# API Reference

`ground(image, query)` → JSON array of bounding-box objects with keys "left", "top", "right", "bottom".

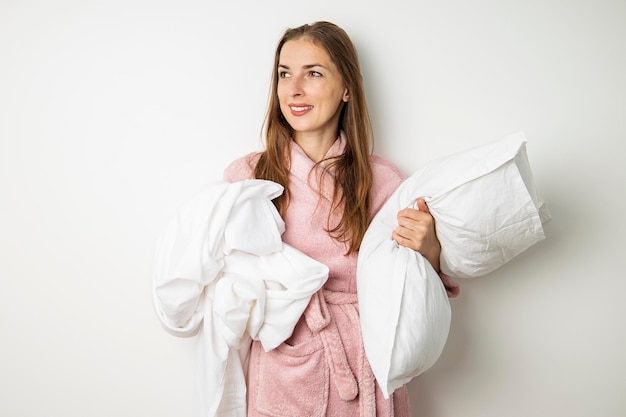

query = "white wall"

[{"left": 1, "top": 0, "right": 624, "bottom": 416}]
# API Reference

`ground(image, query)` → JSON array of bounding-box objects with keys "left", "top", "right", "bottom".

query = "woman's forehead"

[{"left": 279, "top": 38, "right": 333, "bottom": 67}]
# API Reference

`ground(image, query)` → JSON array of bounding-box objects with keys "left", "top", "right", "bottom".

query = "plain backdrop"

[{"left": 1, "top": 0, "right": 625, "bottom": 416}]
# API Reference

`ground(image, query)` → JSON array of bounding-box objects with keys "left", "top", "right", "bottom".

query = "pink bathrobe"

[{"left": 223, "top": 133, "right": 411, "bottom": 417}]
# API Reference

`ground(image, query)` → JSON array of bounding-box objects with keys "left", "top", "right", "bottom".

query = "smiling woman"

[
  {"left": 217, "top": 21, "right": 453, "bottom": 417},
  {"left": 153, "top": 20, "right": 454, "bottom": 417}
]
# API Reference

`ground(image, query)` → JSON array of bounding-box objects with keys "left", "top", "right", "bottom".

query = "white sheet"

[{"left": 153, "top": 179, "right": 329, "bottom": 417}]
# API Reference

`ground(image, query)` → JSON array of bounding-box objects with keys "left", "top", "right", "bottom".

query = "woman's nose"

[{"left": 289, "top": 77, "right": 304, "bottom": 97}]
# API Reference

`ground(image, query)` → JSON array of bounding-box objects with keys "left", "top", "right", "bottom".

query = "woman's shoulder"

[
  {"left": 370, "top": 154, "right": 405, "bottom": 212},
  {"left": 223, "top": 152, "right": 261, "bottom": 182},
  {"left": 371, "top": 154, "right": 405, "bottom": 183}
]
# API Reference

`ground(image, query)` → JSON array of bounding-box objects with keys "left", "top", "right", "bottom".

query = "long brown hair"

[{"left": 255, "top": 21, "right": 373, "bottom": 254}]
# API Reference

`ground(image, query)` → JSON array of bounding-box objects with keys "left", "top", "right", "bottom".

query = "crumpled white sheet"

[
  {"left": 153, "top": 179, "right": 329, "bottom": 417},
  {"left": 357, "top": 132, "right": 550, "bottom": 398}
]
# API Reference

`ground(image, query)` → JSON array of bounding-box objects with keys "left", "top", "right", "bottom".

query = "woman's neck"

[{"left": 293, "top": 131, "right": 338, "bottom": 163}]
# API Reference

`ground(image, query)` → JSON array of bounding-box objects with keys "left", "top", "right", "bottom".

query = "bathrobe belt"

[{"left": 304, "top": 289, "right": 386, "bottom": 417}]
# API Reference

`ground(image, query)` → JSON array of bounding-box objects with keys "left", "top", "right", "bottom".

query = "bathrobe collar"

[{"left": 289, "top": 131, "right": 347, "bottom": 203}]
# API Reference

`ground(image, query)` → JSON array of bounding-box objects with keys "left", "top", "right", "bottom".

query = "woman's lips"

[{"left": 289, "top": 104, "right": 313, "bottom": 116}]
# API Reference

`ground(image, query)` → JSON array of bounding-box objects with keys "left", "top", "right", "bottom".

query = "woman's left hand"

[{"left": 392, "top": 198, "right": 441, "bottom": 272}]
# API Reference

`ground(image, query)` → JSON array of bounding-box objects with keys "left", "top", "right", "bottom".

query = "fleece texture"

[{"left": 224, "top": 133, "right": 412, "bottom": 417}]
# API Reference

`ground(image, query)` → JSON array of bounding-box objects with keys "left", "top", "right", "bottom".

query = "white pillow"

[
  {"left": 357, "top": 132, "right": 550, "bottom": 398},
  {"left": 407, "top": 132, "right": 550, "bottom": 278}
]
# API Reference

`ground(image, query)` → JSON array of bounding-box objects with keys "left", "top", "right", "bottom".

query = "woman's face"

[{"left": 277, "top": 38, "right": 348, "bottom": 142}]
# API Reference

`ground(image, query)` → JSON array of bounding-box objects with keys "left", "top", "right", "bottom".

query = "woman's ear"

[{"left": 343, "top": 88, "right": 349, "bottom": 102}]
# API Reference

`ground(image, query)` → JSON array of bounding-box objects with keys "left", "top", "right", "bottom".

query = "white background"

[{"left": 1, "top": 0, "right": 625, "bottom": 416}]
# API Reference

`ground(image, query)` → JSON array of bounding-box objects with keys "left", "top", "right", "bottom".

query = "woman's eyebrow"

[
  {"left": 278, "top": 64, "right": 327, "bottom": 70},
  {"left": 303, "top": 64, "right": 327, "bottom": 69}
]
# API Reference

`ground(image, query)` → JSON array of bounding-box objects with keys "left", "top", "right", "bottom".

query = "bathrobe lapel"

[{"left": 288, "top": 132, "right": 347, "bottom": 206}]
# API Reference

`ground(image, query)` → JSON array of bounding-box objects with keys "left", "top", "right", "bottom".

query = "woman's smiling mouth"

[{"left": 289, "top": 105, "right": 314, "bottom": 116}]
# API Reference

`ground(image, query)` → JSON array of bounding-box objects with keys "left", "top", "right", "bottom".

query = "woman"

[{"left": 224, "top": 21, "right": 443, "bottom": 417}]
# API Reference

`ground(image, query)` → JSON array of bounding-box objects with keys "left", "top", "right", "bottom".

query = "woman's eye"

[
  {"left": 278, "top": 71, "right": 290, "bottom": 78},
  {"left": 310, "top": 71, "right": 322, "bottom": 77}
]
